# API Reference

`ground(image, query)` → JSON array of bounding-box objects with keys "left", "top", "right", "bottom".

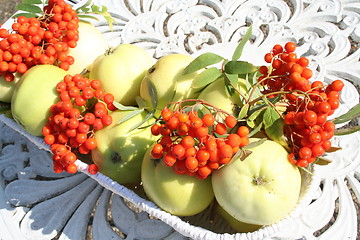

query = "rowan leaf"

[
  {"left": 13, "top": 12, "right": 39, "bottom": 18},
  {"left": 248, "top": 122, "right": 263, "bottom": 137},
  {"left": 135, "top": 96, "right": 148, "bottom": 109},
  {"left": 22, "top": 0, "right": 42, "bottom": 4},
  {"left": 191, "top": 67, "right": 222, "bottom": 88},
  {"left": 237, "top": 103, "right": 249, "bottom": 120},
  {"left": 183, "top": 53, "right": 224, "bottom": 75},
  {"left": 247, "top": 107, "right": 265, "bottom": 121},
  {"left": 129, "top": 109, "right": 155, "bottom": 132},
  {"left": 112, "top": 102, "right": 138, "bottom": 111},
  {"left": 147, "top": 80, "right": 158, "bottom": 109},
  {"left": 263, "top": 106, "right": 280, "bottom": 129},
  {"left": 333, "top": 103, "right": 360, "bottom": 124},
  {"left": 16, "top": 3, "right": 42, "bottom": 13},
  {"left": 224, "top": 73, "right": 238, "bottom": 96},
  {"left": 314, "top": 157, "right": 332, "bottom": 165},
  {"left": 244, "top": 138, "right": 266, "bottom": 150},
  {"left": 77, "top": 14, "right": 100, "bottom": 21},
  {"left": 265, "top": 118, "right": 289, "bottom": 150},
  {"left": 232, "top": 25, "right": 253, "bottom": 61},
  {"left": 116, "top": 109, "right": 144, "bottom": 125},
  {"left": 334, "top": 125, "right": 360, "bottom": 136},
  {"left": 224, "top": 61, "right": 257, "bottom": 75}
]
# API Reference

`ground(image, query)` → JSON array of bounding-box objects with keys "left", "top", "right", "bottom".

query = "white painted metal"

[{"left": 1, "top": 0, "right": 360, "bottom": 239}]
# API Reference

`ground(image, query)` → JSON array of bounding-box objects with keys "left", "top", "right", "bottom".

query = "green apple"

[
  {"left": 212, "top": 139, "right": 301, "bottom": 225},
  {"left": 67, "top": 22, "right": 109, "bottom": 75},
  {"left": 217, "top": 204, "right": 262, "bottom": 233},
  {"left": 141, "top": 147, "right": 214, "bottom": 216},
  {"left": 197, "top": 77, "right": 247, "bottom": 115},
  {"left": 11, "top": 65, "right": 67, "bottom": 136},
  {"left": 139, "top": 54, "right": 201, "bottom": 111},
  {"left": 0, "top": 72, "right": 22, "bottom": 103},
  {"left": 89, "top": 44, "right": 153, "bottom": 106},
  {"left": 91, "top": 110, "right": 156, "bottom": 184}
]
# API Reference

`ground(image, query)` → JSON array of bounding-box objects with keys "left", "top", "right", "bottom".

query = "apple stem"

[{"left": 253, "top": 177, "right": 265, "bottom": 185}]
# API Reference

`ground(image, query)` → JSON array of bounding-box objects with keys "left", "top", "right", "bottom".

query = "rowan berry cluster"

[
  {"left": 258, "top": 42, "right": 344, "bottom": 167},
  {"left": 42, "top": 73, "right": 116, "bottom": 174},
  {"left": 0, "top": 0, "right": 79, "bottom": 82},
  {"left": 150, "top": 100, "right": 250, "bottom": 179}
]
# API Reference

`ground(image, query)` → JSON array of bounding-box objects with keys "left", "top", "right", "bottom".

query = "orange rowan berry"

[
  {"left": 202, "top": 113, "right": 215, "bottom": 126},
  {"left": 215, "top": 122, "right": 227, "bottom": 135},
  {"left": 237, "top": 126, "right": 249, "bottom": 137},
  {"left": 185, "top": 157, "right": 198, "bottom": 171},
  {"left": 225, "top": 115, "right": 237, "bottom": 128}
]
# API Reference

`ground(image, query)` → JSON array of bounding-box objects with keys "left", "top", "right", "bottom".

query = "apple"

[
  {"left": 91, "top": 110, "right": 156, "bottom": 184},
  {"left": 197, "top": 77, "right": 247, "bottom": 115},
  {"left": 217, "top": 204, "right": 262, "bottom": 233},
  {"left": 0, "top": 72, "right": 22, "bottom": 103},
  {"left": 141, "top": 147, "right": 214, "bottom": 216},
  {"left": 89, "top": 44, "right": 153, "bottom": 106},
  {"left": 67, "top": 22, "right": 109, "bottom": 75},
  {"left": 139, "top": 54, "right": 201, "bottom": 112},
  {"left": 212, "top": 139, "right": 301, "bottom": 225},
  {"left": 11, "top": 65, "right": 67, "bottom": 136}
]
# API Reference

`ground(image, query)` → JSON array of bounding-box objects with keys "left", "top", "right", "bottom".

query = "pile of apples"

[{"left": 0, "top": 0, "right": 353, "bottom": 234}]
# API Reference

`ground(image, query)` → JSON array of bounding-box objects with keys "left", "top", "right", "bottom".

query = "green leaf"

[
  {"left": 246, "top": 119, "right": 255, "bottom": 128},
  {"left": 23, "top": 0, "right": 43, "bottom": 4},
  {"left": 263, "top": 107, "right": 280, "bottom": 129},
  {"left": 230, "top": 148, "right": 252, "bottom": 164},
  {"left": 243, "top": 138, "right": 266, "bottom": 150},
  {"left": 147, "top": 80, "right": 158, "bottom": 109},
  {"left": 112, "top": 102, "right": 138, "bottom": 111},
  {"left": 101, "top": 5, "right": 108, "bottom": 12},
  {"left": 237, "top": 103, "right": 249, "bottom": 120},
  {"left": 333, "top": 103, "right": 360, "bottom": 124},
  {"left": 224, "top": 61, "right": 257, "bottom": 75},
  {"left": 232, "top": 25, "right": 253, "bottom": 61},
  {"left": 191, "top": 67, "right": 222, "bottom": 88},
  {"left": 314, "top": 157, "right": 332, "bottom": 166},
  {"left": 13, "top": 12, "right": 39, "bottom": 18},
  {"left": 248, "top": 122, "right": 263, "bottom": 137},
  {"left": 74, "top": 0, "right": 93, "bottom": 11},
  {"left": 91, "top": 4, "right": 101, "bottom": 12},
  {"left": 248, "top": 107, "right": 265, "bottom": 121},
  {"left": 77, "top": 14, "right": 100, "bottom": 21},
  {"left": 183, "top": 53, "right": 224, "bottom": 75},
  {"left": 16, "top": 3, "right": 43, "bottom": 13},
  {"left": 116, "top": 109, "right": 144, "bottom": 125},
  {"left": 99, "top": 12, "right": 117, "bottom": 31},
  {"left": 224, "top": 73, "right": 238, "bottom": 96},
  {"left": 129, "top": 109, "right": 155, "bottom": 132},
  {"left": 135, "top": 96, "right": 148, "bottom": 109},
  {"left": 334, "top": 125, "right": 360, "bottom": 136},
  {"left": 265, "top": 118, "right": 289, "bottom": 150},
  {"left": 78, "top": 6, "right": 90, "bottom": 12}
]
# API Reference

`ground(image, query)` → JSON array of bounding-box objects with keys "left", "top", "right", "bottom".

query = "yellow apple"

[
  {"left": 0, "top": 72, "right": 22, "bottom": 103},
  {"left": 91, "top": 110, "right": 156, "bottom": 184},
  {"left": 217, "top": 204, "right": 262, "bottom": 233},
  {"left": 139, "top": 54, "right": 201, "bottom": 112},
  {"left": 141, "top": 147, "right": 214, "bottom": 216},
  {"left": 11, "top": 65, "right": 67, "bottom": 136},
  {"left": 212, "top": 139, "right": 301, "bottom": 225},
  {"left": 89, "top": 44, "right": 153, "bottom": 106},
  {"left": 197, "top": 77, "right": 247, "bottom": 115},
  {"left": 67, "top": 22, "right": 109, "bottom": 75}
]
